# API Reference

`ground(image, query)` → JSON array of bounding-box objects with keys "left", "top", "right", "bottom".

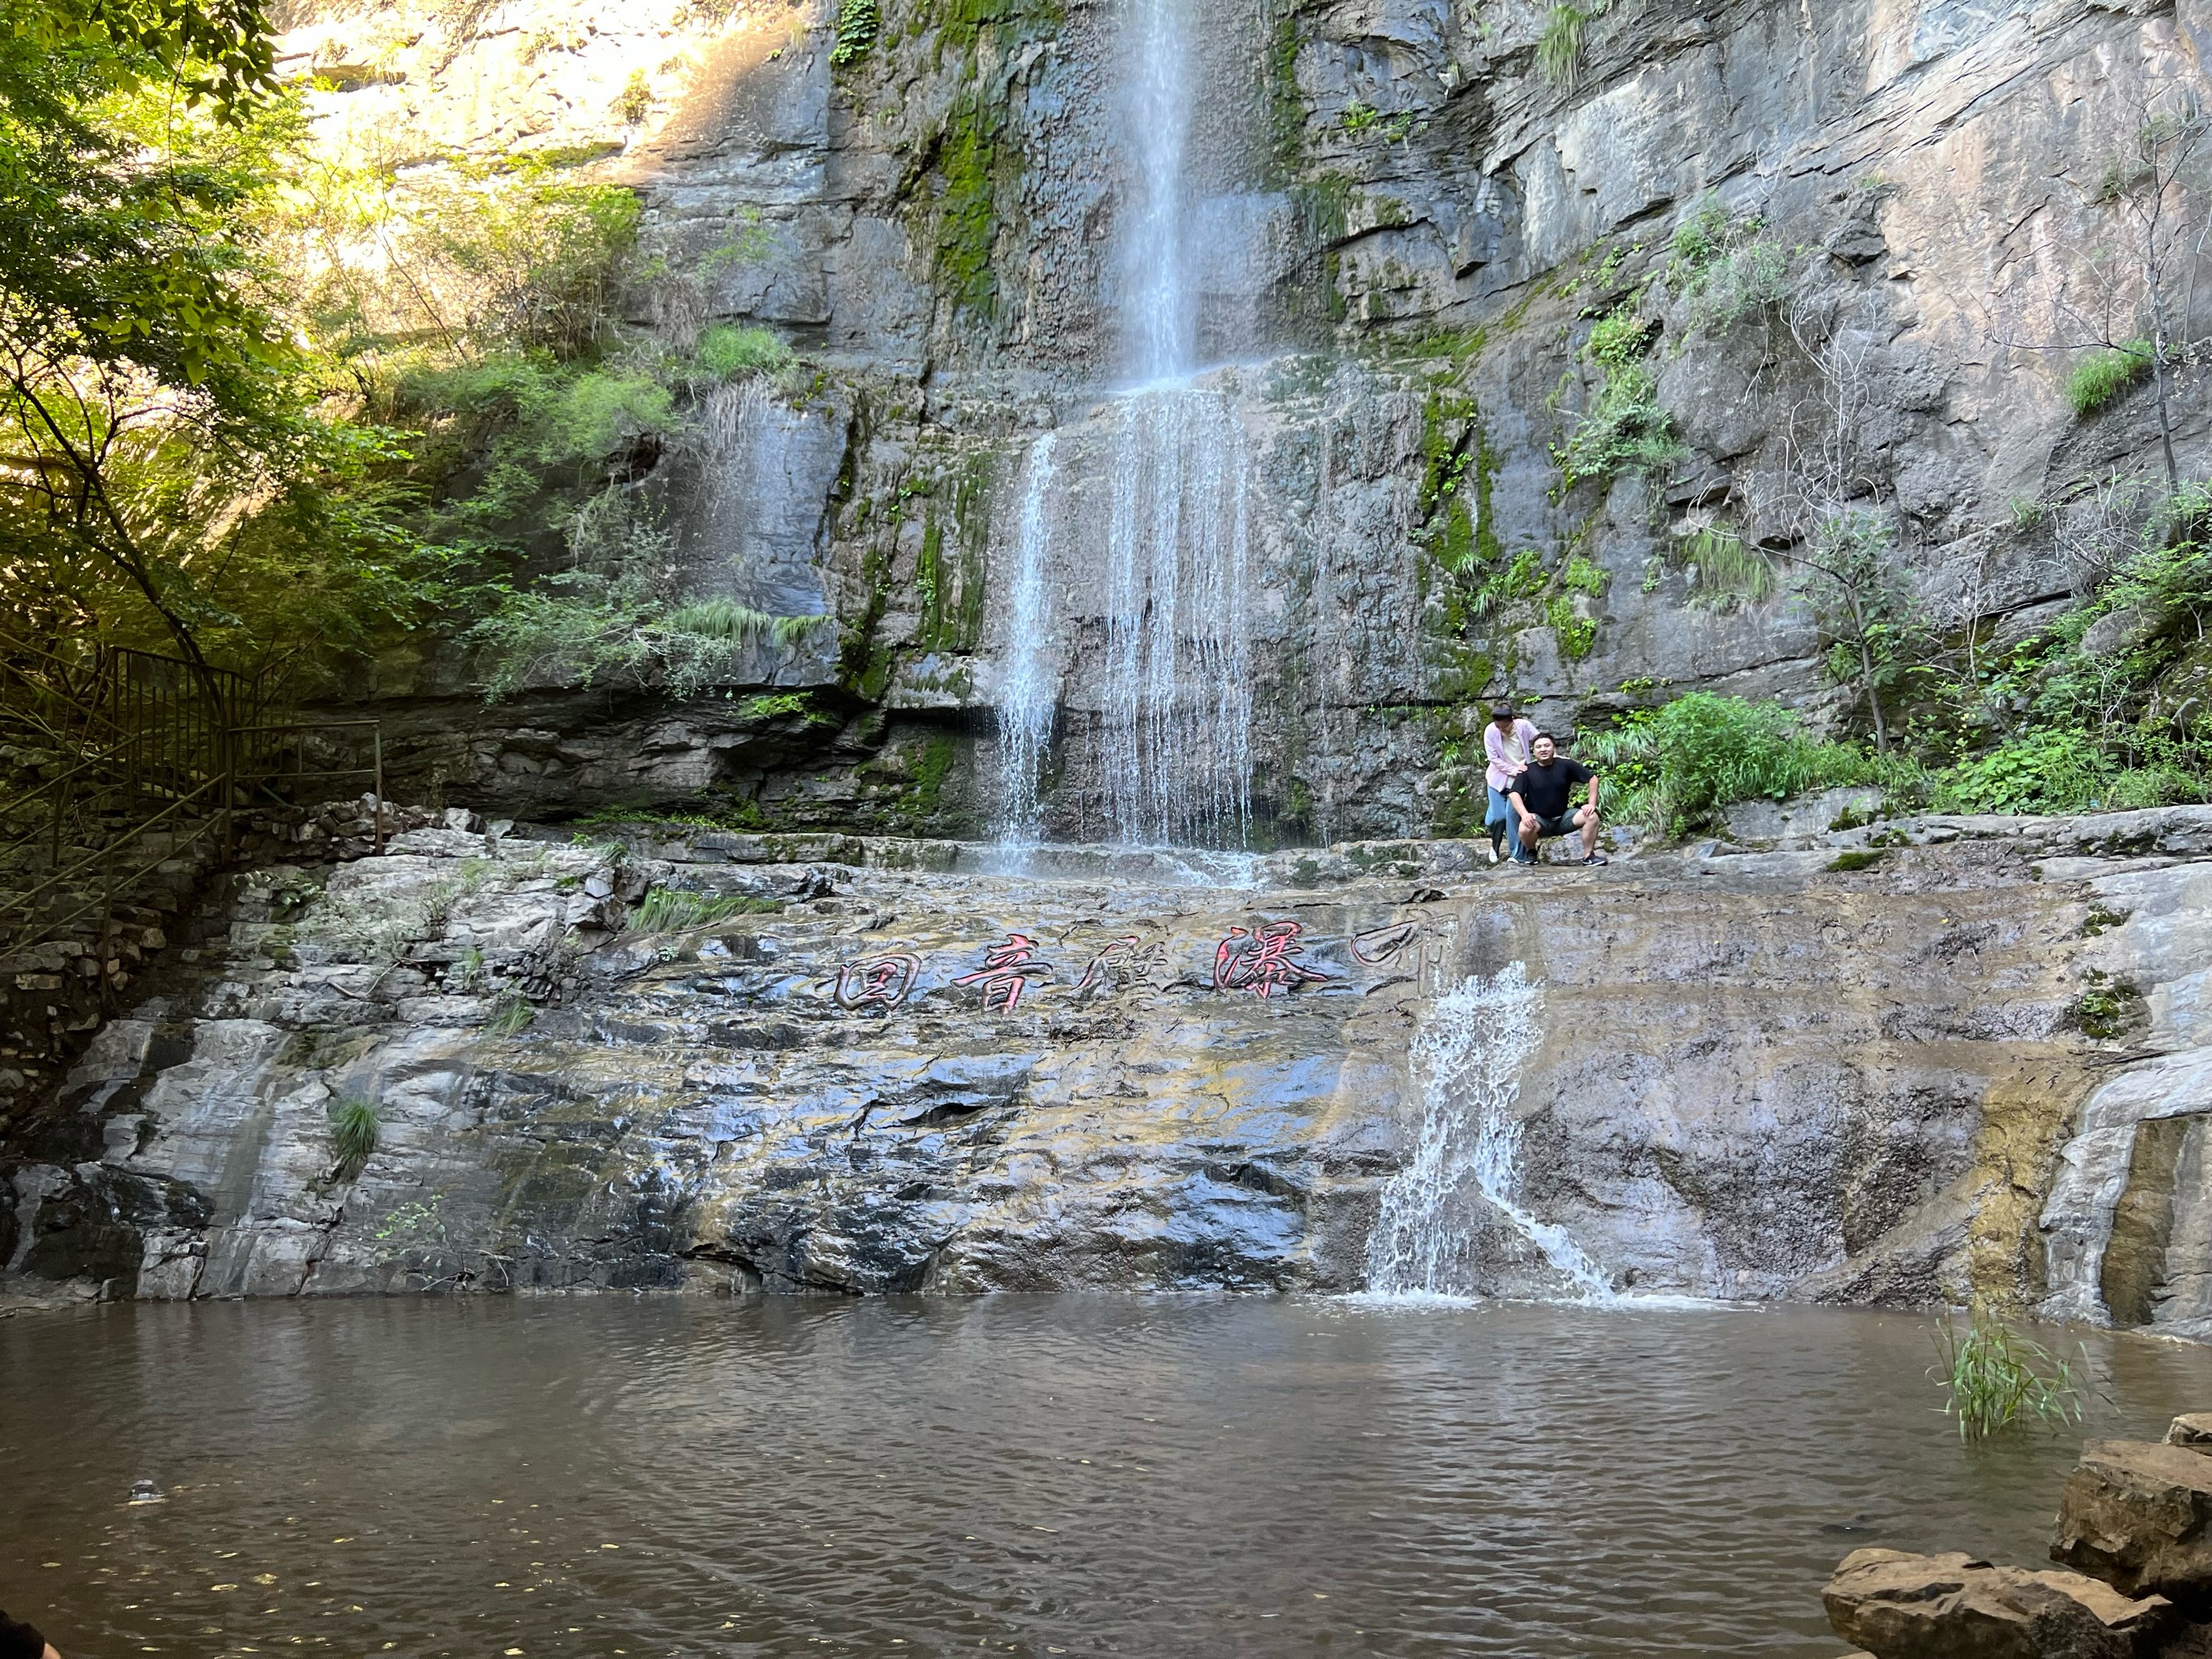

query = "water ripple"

[{"left": 3, "top": 1298, "right": 2210, "bottom": 1657}]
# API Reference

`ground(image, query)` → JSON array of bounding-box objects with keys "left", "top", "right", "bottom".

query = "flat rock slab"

[
  {"left": 2054, "top": 1440, "right": 2212, "bottom": 1599},
  {"left": 1826, "top": 1547, "right": 2169, "bottom": 1658}
]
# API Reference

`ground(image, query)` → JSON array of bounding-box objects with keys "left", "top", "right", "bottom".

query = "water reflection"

[{"left": 3, "top": 1299, "right": 2210, "bottom": 1656}]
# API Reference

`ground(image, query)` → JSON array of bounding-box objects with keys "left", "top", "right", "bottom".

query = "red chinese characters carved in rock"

[
  {"left": 833, "top": 953, "right": 922, "bottom": 1010},
  {"left": 1213, "top": 920, "right": 1332, "bottom": 999},
  {"left": 954, "top": 932, "right": 1051, "bottom": 1013}
]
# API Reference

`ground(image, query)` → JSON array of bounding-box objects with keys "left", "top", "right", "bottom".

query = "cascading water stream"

[
  {"left": 1121, "top": 0, "right": 1194, "bottom": 382},
  {"left": 987, "top": 0, "right": 1256, "bottom": 849},
  {"left": 993, "top": 433, "right": 1058, "bottom": 846},
  {"left": 1100, "top": 388, "right": 1253, "bottom": 844},
  {"left": 1365, "top": 966, "right": 1615, "bottom": 1302}
]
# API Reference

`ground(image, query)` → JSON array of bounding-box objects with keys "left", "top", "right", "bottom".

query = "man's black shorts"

[{"left": 1528, "top": 809, "right": 1589, "bottom": 838}]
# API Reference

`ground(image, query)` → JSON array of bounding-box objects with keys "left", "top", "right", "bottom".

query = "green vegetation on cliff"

[
  {"left": 0, "top": 0, "right": 431, "bottom": 718},
  {"left": 0, "top": 0, "right": 834, "bottom": 753},
  {"left": 1604, "top": 479, "right": 2212, "bottom": 834},
  {"left": 1584, "top": 693, "right": 1870, "bottom": 838}
]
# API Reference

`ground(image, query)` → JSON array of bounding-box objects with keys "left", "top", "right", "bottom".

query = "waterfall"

[
  {"left": 994, "top": 434, "right": 1058, "bottom": 846},
  {"left": 1365, "top": 966, "right": 1614, "bottom": 1302},
  {"left": 1099, "top": 386, "right": 1253, "bottom": 845},
  {"left": 1121, "top": 0, "right": 1194, "bottom": 381},
  {"left": 984, "top": 0, "right": 1258, "bottom": 849}
]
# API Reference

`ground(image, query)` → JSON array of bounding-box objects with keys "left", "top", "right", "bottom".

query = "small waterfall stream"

[
  {"left": 1100, "top": 388, "right": 1253, "bottom": 845},
  {"left": 1121, "top": 0, "right": 1194, "bottom": 382},
  {"left": 993, "top": 434, "right": 1058, "bottom": 846},
  {"left": 1365, "top": 966, "right": 1615, "bottom": 1301}
]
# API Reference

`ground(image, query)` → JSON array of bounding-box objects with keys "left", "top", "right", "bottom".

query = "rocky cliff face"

[
  {"left": 17, "top": 1, "right": 2207, "bottom": 1318},
  {"left": 7, "top": 808, "right": 2212, "bottom": 1316},
  {"left": 287, "top": 0, "right": 2212, "bottom": 843}
]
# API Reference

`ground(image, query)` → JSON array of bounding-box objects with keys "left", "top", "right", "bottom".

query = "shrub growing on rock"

[
  {"left": 2068, "top": 343, "right": 2153, "bottom": 418},
  {"left": 1582, "top": 692, "right": 1869, "bottom": 838}
]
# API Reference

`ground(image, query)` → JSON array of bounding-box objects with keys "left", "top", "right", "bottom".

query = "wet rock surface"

[
  {"left": 261, "top": 0, "right": 2211, "bottom": 847},
  {"left": 6, "top": 808, "right": 2212, "bottom": 1305},
  {"left": 2054, "top": 1440, "right": 2212, "bottom": 1603},
  {"left": 1824, "top": 1547, "right": 2171, "bottom": 1659}
]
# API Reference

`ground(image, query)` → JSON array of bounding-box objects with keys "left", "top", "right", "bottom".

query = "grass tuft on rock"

[
  {"left": 330, "top": 1098, "right": 381, "bottom": 1180},
  {"left": 485, "top": 992, "right": 536, "bottom": 1036},
  {"left": 1931, "top": 1311, "right": 2086, "bottom": 1440},
  {"left": 627, "top": 887, "right": 781, "bottom": 935},
  {"left": 2067, "top": 343, "right": 2152, "bottom": 418},
  {"left": 1537, "top": 5, "right": 1599, "bottom": 86}
]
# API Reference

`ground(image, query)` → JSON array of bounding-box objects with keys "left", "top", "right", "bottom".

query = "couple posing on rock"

[{"left": 1483, "top": 702, "right": 1608, "bottom": 868}]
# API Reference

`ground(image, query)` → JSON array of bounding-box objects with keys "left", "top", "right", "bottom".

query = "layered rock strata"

[
  {"left": 272, "top": 0, "right": 2212, "bottom": 840},
  {"left": 7, "top": 807, "right": 2212, "bottom": 1307}
]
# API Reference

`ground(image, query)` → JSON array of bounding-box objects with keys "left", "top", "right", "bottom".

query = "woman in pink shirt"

[{"left": 1483, "top": 701, "right": 1539, "bottom": 864}]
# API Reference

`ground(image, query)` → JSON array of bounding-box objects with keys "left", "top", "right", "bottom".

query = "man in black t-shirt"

[
  {"left": 0, "top": 1606, "right": 58, "bottom": 1659},
  {"left": 1505, "top": 732, "right": 1608, "bottom": 867}
]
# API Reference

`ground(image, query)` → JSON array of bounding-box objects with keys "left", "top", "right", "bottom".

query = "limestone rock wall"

[
  {"left": 10, "top": 810, "right": 2212, "bottom": 1308},
  {"left": 281, "top": 0, "right": 2212, "bottom": 843}
]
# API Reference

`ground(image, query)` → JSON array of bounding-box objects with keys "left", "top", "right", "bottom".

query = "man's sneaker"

[
  {"left": 1511, "top": 855, "right": 1538, "bottom": 867},
  {"left": 1582, "top": 853, "right": 1608, "bottom": 867}
]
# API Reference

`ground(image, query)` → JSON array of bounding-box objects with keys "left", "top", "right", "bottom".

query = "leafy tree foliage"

[{"left": 0, "top": 0, "right": 426, "bottom": 707}]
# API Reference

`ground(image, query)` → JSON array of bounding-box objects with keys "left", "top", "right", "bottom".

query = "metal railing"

[{"left": 0, "top": 640, "right": 386, "bottom": 957}]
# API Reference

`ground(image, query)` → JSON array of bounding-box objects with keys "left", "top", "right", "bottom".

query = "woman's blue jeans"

[{"left": 1485, "top": 785, "right": 1523, "bottom": 858}]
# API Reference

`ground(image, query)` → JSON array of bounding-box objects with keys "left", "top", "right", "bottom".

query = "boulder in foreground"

[
  {"left": 2053, "top": 1440, "right": 2212, "bottom": 1599},
  {"left": 1825, "top": 1547, "right": 2170, "bottom": 1657}
]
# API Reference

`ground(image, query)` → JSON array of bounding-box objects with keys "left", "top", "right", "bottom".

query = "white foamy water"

[
  {"left": 1121, "top": 0, "right": 1194, "bottom": 381},
  {"left": 1098, "top": 385, "right": 1253, "bottom": 846},
  {"left": 993, "top": 433, "right": 1058, "bottom": 847},
  {"left": 1364, "top": 966, "right": 1615, "bottom": 1302}
]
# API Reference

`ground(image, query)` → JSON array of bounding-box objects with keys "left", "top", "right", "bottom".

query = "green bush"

[
  {"left": 1934, "top": 731, "right": 2095, "bottom": 814},
  {"left": 1582, "top": 693, "right": 1871, "bottom": 838},
  {"left": 330, "top": 1098, "right": 381, "bottom": 1179},
  {"left": 417, "top": 173, "right": 643, "bottom": 359},
  {"left": 2068, "top": 343, "right": 2151, "bottom": 418},
  {"left": 693, "top": 323, "right": 791, "bottom": 379},
  {"left": 461, "top": 491, "right": 835, "bottom": 701}
]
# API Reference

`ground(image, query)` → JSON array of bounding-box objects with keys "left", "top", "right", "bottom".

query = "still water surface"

[{"left": 6, "top": 1298, "right": 2212, "bottom": 1657}]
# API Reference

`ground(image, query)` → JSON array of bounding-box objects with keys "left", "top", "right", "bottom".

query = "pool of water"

[{"left": 4, "top": 1298, "right": 2210, "bottom": 1657}]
